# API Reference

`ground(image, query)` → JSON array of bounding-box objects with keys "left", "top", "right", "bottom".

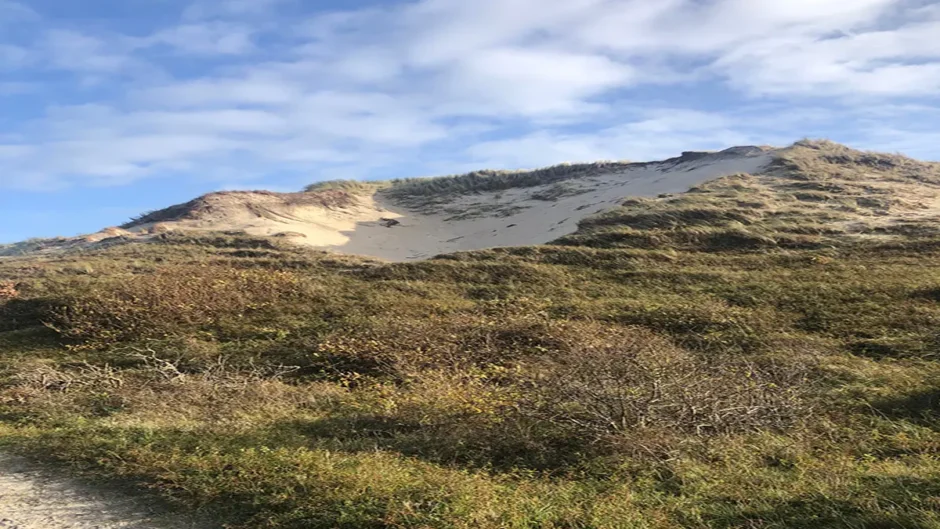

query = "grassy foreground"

[{"left": 1, "top": 141, "right": 939, "bottom": 528}]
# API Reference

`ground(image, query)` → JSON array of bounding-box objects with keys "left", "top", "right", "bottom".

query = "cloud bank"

[{"left": 1, "top": 0, "right": 939, "bottom": 190}]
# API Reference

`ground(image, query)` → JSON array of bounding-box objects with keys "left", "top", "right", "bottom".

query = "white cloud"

[
  {"left": 1, "top": 0, "right": 939, "bottom": 191},
  {"left": 41, "top": 30, "right": 133, "bottom": 74},
  {"left": 131, "top": 109, "right": 287, "bottom": 135},
  {"left": 0, "top": 44, "right": 30, "bottom": 69},
  {"left": 438, "top": 48, "right": 634, "bottom": 118},
  {"left": 465, "top": 109, "right": 758, "bottom": 168},
  {"left": 398, "top": 0, "right": 608, "bottom": 67},
  {"left": 0, "top": 0, "right": 37, "bottom": 22},
  {"left": 714, "top": 17, "right": 940, "bottom": 96},
  {"left": 182, "top": 0, "right": 293, "bottom": 21},
  {"left": 136, "top": 74, "right": 303, "bottom": 107},
  {"left": 558, "top": 0, "right": 894, "bottom": 55},
  {"left": 0, "top": 81, "right": 34, "bottom": 94},
  {"left": 143, "top": 23, "right": 257, "bottom": 55},
  {"left": 289, "top": 92, "right": 449, "bottom": 146},
  {"left": 0, "top": 144, "right": 34, "bottom": 159}
]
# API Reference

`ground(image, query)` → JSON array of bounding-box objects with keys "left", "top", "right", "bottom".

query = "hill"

[
  {"left": 1, "top": 140, "right": 939, "bottom": 528},
  {"left": 4, "top": 146, "right": 776, "bottom": 261}
]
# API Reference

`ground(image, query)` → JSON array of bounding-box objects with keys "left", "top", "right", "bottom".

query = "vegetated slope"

[
  {"left": 4, "top": 146, "right": 774, "bottom": 261},
  {"left": 561, "top": 139, "right": 940, "bottom": 251},
  {"left": 1, "top": 140, "right": 939, "bottom": 529}
]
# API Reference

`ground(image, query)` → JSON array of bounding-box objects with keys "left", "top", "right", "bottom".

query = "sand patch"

[{"left": 0, "top": 453, "right": 212, "bottom": 529}]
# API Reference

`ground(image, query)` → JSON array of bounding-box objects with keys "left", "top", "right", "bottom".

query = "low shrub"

[
  {"left": 520, "top": 323, "right": 807, "bottom": 440},
  {"left": 313, "top": 307, "right": 557, "bottom": 379},
  {"left": 44, "top": 265, "right": 312, "bottom": 348}
]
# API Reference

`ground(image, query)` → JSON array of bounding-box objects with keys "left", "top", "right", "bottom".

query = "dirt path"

[{"left": 0, "top": 454, "right": 213, "bottom": 529}]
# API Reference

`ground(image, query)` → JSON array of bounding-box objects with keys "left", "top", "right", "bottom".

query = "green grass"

[{"left": 1, "top": 141, "right": 940, "bottom": 528}]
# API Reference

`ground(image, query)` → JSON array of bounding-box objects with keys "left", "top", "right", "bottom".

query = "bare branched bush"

[
  {"left": 523, "top": 323, "right": 807, "bottom": 438},
  {"left": 123, "top": 342, "right": 301, "bottom": 385},
  {"left": 13, "top": 362, "right": 124, "bottom": 392}
]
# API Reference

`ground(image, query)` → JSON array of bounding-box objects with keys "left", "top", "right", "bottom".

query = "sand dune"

[{"left": 122, "top": 147, "right": 775, "bottom": 261}]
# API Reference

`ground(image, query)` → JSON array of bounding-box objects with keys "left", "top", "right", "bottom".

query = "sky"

[{"left": 1, "top": 0, "right": 940, "bottom": 243}]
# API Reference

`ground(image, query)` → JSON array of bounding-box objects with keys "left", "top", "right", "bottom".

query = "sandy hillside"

[
  {"left": 121, "top": 147, "right": 776, "bottom": 261},
  {"left": 0, "top": 454, "right": 212, "bottom": 529}
]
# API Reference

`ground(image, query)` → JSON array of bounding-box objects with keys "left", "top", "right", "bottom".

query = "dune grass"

[
  {"left": 303, "top": 179, "right": 392, "bottom": 194},
  {"left": 383, "top": 161, "right": 634, "bottom": 206},
  {"left": 1, "top": 142, "right": 940, "bottom": 528}
]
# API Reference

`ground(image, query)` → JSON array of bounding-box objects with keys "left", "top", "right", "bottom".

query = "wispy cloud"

[
  {"left": 1, "top": 0, "right": 939, "bottom": 191},
  {"left": 0, "top": 81, "right": 34, "bottom": 94},
  {"left": 465, "top": 109, "right": 763, "bottom": 168},
  {"left": 0, "top": 44, "right": 30, "bottom": 69},
  {"left": 182, "top": 0, "right": 293, "bottom": 21},
  {"left": 142, "top": 22, "right": 258, "bottom": 55},
  {"left": 0, "top": 0, "right": 37, "bottom": 22},
  {"left": 41, "top": 30, "right": 134, "bottom": 74}
]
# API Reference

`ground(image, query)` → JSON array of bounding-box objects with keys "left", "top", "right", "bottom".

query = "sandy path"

[{"left": 0, "top": 454, "right": 213, "bottom": 529}]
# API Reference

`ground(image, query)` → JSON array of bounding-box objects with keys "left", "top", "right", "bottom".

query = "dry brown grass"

[
  {"left": 0, "top": 280, "right": 17, "bottom": 301},
  {"left": 782, "top": 139, "right": 940, "bottom": 184},
  {"left": 44, "top": 265, "right": 310, "bottom": 348}
]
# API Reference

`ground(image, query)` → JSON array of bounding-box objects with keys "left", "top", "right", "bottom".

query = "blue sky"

[{"left": 2, "top": 0, "right": 940, "bottom": 242}]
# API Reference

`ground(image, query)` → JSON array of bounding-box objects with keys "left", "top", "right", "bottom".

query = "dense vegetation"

[
  {"left": 1, "top": 141, "right": 939, "bottom": 528},
  {"left": 384, "top": 160, "right": 635, "bottom": 207}
]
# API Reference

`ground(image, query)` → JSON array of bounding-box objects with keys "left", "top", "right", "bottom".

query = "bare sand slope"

[
  {"left": 338, "top": 152, "right": 774, "bottom": 260},
  {"left": 123, "top": 148, "right": 774, "bottom": 261},
  {"left": 0, "top": 454, "right": 211, "bottom": 529}
]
